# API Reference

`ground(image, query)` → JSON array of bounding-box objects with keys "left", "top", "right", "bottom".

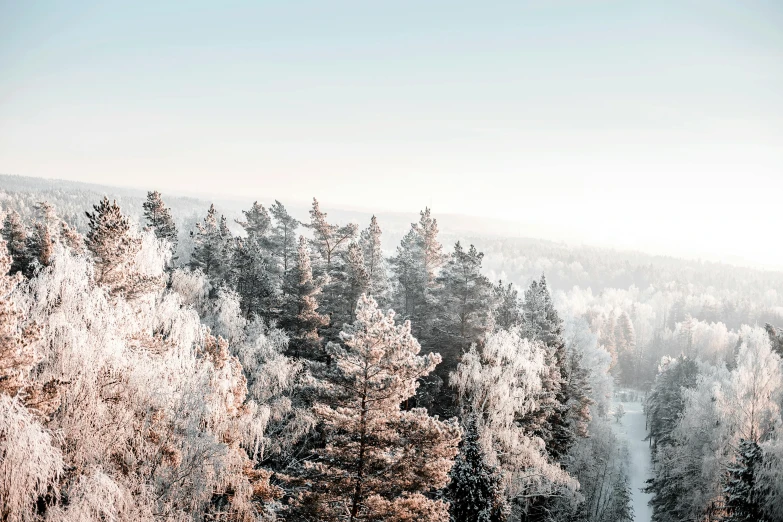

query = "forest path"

[{"left": 614, "top": 399, "right": 653, "bottom": 522}]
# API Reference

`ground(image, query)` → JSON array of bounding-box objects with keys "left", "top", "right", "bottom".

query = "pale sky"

[{"left": 1, "top": 1, "right": 782, "bottom": 267}]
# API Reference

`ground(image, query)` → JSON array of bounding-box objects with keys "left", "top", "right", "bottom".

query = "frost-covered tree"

[
  {"left": 615, "top": 311, "right": 637, "bottom": 386},
  {"left": 724, "top": 439, "right": 768, "bottom": 522},
  {"left": 390, "top": 208, "right": 445, "bottom": 340},
  {"left": 451, "top": 328, "right": 577, "bottom": 517},
  {"left": 645, "top": 355, "right": 699, "bottom": 451},
  {"left": 232, "top": 201, "right": 278, "bottom": 318},
  {"left": 85, "top": 197, "right": 144, "bottom": 294},
  {"left": 0, "top": 239, "right": 41, "bottom": 399},
  {"left": 521, "top": 275, "right": 590, "bottom": 462},
  {"left": 344, "top": 242, "right": 369, "bottom": 321},
  {"left": 282, "top": 236, "right": 329, "bottom": 360},
  {"left": 2, "top": 210, "right": 30, "bottom": 276},
  {"left": 307, "top": 197, "right": 358, "bottom": 270},
  {"left": 2, "top": 223, "right": 291, "bottom": 521},
  {"left": 448, "top": 417, "right": 504, "bottom": 522},
  {"left": 358, "top": 215, "right": 389, "bottom": 303},
  {"left": 492, "top": 280, "right": 522, "bottom": 330},
  {"left": 269, "top": 200, "right": 299, "bottom": 289},
  {"left": 293, "top": 295, "right": 460, "bottom": 521},
  {"left": 142, "top": 190, "right": 178, "bottom": 256},
  {"left": 190, "top": 204, "right": 233, "bottom": 284},
  {"left": 435, "top": 242, "right": 493, "bottom": 350}
]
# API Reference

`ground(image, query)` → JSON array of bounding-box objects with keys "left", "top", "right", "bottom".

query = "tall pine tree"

[
  {"left": 282, "top": 236, "right": 329, "bottom": 360},
  {"left": 724, "top": 439, "right": 769, "bottom": 522},
  {"left": 85, "top": 197, "right": 143, "bottom": 294},
  {"left": 269, "top": 200, "right": 299, "bottom": 290},
  {"left": 448, "top": 417, "right": 505, "bottom": 522},
  {"left": 358, "top": 215, "right": 389, "bottom": 304},
  {"left": 293, "top": 295, "right": 460, "bottom": 521},
  {"left": 142, "top": 190, "right": 178, "bottom": 256}
]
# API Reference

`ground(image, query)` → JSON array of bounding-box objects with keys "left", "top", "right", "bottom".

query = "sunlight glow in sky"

[{"left": 1, "top": 1, "right": 782, "bottom": 267}]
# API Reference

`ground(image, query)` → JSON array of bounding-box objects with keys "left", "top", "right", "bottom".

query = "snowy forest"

[{"left": 0, "top": 177, "right": 782, "bottom": 522}]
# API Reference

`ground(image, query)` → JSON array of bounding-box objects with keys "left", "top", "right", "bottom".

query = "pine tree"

[
  {"left": 724, "top": 439, "right": 768, "bottom": 522},
  {"left": 236, "top": 201, "right": 272, "bottom": 246},
  {"left": 294, "top": 295, "right": 460, "bottom": 521},
  {"left": 59, "top": 221, "right": 84, "bottom": 253},
  {"left": 232, "top": 201, "right": 278, "bottom": 318},
  {"left": 358, "top": 215, "right": 389, "bottom": 303},
  {"left": 282, "top": 236, "right": 329, "bottom": 360},
  {"left": 615, "top": 311, "right": 636, "bottom": 386},
  {"left": 1, "top": 210, "right": 30, "bottom": 275},
  {"left": 190, "top": 204, "right": 232, "bottom": 284},
  {"left": 433, "top": 242, "right": 493, "bottom": 375},
  {"left": 232, "top": 237, "right": 276, "bottom": 319},
  {"left": 85, "top": 197, "right": 142, "bottom": 292},
  {"left": 142, "top": 190, "right": 178, "bottom": 256},
  {"left": 492, "top": 280, "right": 522, "bottom": 330},
  {"left": 520, "top": 276, "right": 569, "bottom": 460},
  {"left": 306, "top": 198, "right": 358, "bottom": 331},
  {"left": 390, "top": 208, "right": 444, "bottom": 340},
  {"left": 605, "top": 474, "right": 634, "bottom": 522},
  {"left": 644, "top": 355, "right": 699, "bottom": 451},
  {"left": 600, "top": 312, "right": 618, "bottom": 372},
  {"left": 390, "top": 228, "right": 421, "bottom": 319},
  {"left": 307, "top": 198, "right": 358, "bottom": 270},
  {"left": 764, "top": 323, "right": 783, "bottom": 358},
  {"left": 269, "top": 200, "right": 299, "bottom": 289},
  {"left": 344, "top": 242, "right": 369, "bottom": 321},
  {"left": 448, "top": 417, "right": 505, "bottom": 522},
  {"left": 27, "top": 222, "right": 54, "bottom": 269}
]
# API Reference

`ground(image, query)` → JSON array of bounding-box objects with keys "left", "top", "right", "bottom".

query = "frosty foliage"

[
  {"left": 451, "top": 328, "right": 577, "bottom": 510},
  {"left": 0, "top": 396, "right": 62, "bottom": 521},
  {"left": 4, "top": 188, "right": 783, "bottom": 522}
]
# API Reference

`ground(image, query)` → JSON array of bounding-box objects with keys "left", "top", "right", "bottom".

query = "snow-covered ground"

[{"left": 614, "top": 399, "right": 653, "bottom": 522}]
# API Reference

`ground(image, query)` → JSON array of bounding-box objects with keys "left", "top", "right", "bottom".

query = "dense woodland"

[{"left": 2, "top": 180, "right": 783, "bottom": 521}]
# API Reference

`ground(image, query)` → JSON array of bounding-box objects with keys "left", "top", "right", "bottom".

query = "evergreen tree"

[
  {"left": 344, "top": 242, "right": 369, "bottom": 321},
  {"left": 142, "top": 190, "right": 178, "bottom": 255},
  {"left": 390, "top": 228, "right": 421, "bottom": 319},
  {"left": 615, "top": 311, "right": 636, "bottom": 386},
  {"left": 724, "top": 439, "right": 768, "bottom": 522},
  {"left": 390, "top": 207, "right": 444, "bottom": 340},
  {"left": 492, "top": 280, "right": 522, "bottom": 330},
  {"left": 764, "top": 323, "right": 783, "bottom": 358},
  {"left": 269, "top": 200, "right": 299, "bottom": 289},
  {"left": 59, "top": 221, "right": 84, "bottom": 253},
  {"left": 85, "top": 197, "right": 142, "bottom": 292},
  {"left": 358, "top": 215, "right": 389, "bottom": 303},
  {"left": 190, "top": 204, "right": 232, "bottom": 284},
  {"left": 601, "top": 313, "right": 618, "bottom": 372},
  {"left": 644, "top": 355, "right": 699, "bottom": 451},
  {"left": 448, "top": 417, "right": 505, "bottom": 522},
  {"left": 307, "top": 197, "right": 358, "bottom": 270},
  {"left": 282, "top": 236, "right": 329, "bottom": 360},
  {"left": 27, "top": 222, "right": 53, "bottom": 269},
  {"left": 306, "top": 198, "right": 358, "bottom": 332},
  {"left": 232, "top": 201, "right": 278, "bottom": 318},
  {"left": 433, "top": 242, "right": 493, "bottom": 373},
  {"left": 1, "top": 210, "right": 30, "bottom": 275},
  {"left": 520, "top": 275, "right": 592, "bottom": 461},
  {"left": 235, "top": 201, "right": 272, "bottom": 246},
  {"left": 293, "top": 296, "right": 460, "bottom": 521},
  {"left": 605, "top": 474, "right": 634, "bottom": 522},
  {"left": 231, "top": 237, "right": 276, "bottom": 319}
]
